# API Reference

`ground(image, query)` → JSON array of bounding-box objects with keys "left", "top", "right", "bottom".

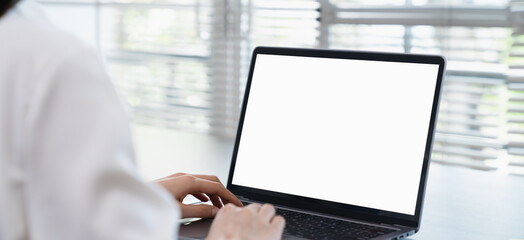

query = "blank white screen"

[{"left": 232, "top": 54, "right": 439, "bottom": 215}]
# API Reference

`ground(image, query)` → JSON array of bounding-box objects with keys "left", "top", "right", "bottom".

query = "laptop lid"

[{"left": 227, "top": 47, "right": 445, "bottom": 229}]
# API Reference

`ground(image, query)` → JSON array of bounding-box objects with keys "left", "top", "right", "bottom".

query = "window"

[{"left": 39, "top": 0, "right": 524, "bottom": 175}]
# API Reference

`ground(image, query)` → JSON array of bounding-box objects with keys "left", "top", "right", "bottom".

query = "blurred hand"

[
  {"left": 207, "top": 203, "right": 286, "bottom": 240},
  {"left": 155, "top": 173, "right": 242, "bottom": 219}
]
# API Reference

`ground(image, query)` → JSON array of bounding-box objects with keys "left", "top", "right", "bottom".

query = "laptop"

[{"left": 179, "top": 47, "right": 445, "bottom": 240}]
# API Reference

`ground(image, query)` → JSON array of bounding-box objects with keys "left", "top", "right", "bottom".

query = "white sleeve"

[{"left": 23, "top": 44, "right": 179, "bottom": 240}]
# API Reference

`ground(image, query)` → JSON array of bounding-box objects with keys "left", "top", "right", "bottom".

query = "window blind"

[
  {"left": 101, "top": 1, "right": 217, "bottom": 132},
  {"left": 507, "top": 0, "right": 524, "bottom": 175},
  {"left": 39, "top": 0, "right": 524, "bottom": 174},
  {"left": 244, "top": 0, "right": 511, "bottom": 171},
  {"left": 41, "top": 0, "right": 222, "bottom": 133}
]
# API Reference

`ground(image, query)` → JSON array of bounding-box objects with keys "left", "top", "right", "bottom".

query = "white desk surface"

[{"left": 134, "top": 125, "right": 524, "bottom": 240}]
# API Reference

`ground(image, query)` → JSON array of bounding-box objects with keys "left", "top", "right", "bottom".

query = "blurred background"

[{"left": 38, "top": 0, "right": 524, "bottom": 180}]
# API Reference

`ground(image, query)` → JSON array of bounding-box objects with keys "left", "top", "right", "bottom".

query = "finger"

[
  {"left": 245, "top": 203, "right": 262, "bottom": 213},
  {"left": 180, "top": 204, "right": 219, "bottom": 219},
  {"left": 223, "top": 203, "right": 241, "bottom": 212},
  {"left": 169, "top": 175, "right": 242, "bottom": 207},
  {"left": 188, "top": 175, "right": 242, "bottom": 207},
  {"left": 209, "top": 194, "right": 223, "bottom": 208},
  {"left": 191, "top": 192, "right": 210, "bottom": 203},
  {"left": 213, "top": 190, "right": 242, "bottom": 207},
  {"left": 270, "top": 215, "right": 286, "bottom": 236},
  {"left": 193, "top": 178, "right": 243, "bottom": 207},
  {"left": 187, "top": 176, "right": 229, "bottom": 207},
  {"left": 259, "top": 204, "right": 276, "bottom": 222}
]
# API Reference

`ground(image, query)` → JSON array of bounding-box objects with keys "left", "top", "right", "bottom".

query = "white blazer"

[{"left": 0, "top": 1, "right": 179, "bottom": 239}]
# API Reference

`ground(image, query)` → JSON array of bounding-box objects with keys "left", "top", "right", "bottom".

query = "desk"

[
  {"left": 134, "top": 125, "right": 524, "bottom": 240},
  {"left": 412, "top": 164, "right": 524, "bottom": 239}
]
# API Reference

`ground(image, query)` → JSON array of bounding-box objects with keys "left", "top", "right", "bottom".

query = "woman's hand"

[
  {"left": 207, "top": 203, "right": 286, "bottom": 240},
  {"left": 155, "top": 173, "right": 243, "bottom": 219}
]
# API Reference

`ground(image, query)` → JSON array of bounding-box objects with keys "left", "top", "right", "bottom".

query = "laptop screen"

[{"left": 231, "top": 51, "right": 441, "bottom": 216}]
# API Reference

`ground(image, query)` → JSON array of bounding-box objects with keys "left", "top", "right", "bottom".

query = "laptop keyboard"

[
  {"left": 276, "top": 207, "right": 396, "bottom": 240},
  {"left": 240, "top": 200, "right": 395, "bottom": 240}
]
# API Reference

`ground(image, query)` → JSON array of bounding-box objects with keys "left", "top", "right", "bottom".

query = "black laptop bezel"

[{"left": 227, "top": 46, "right": 445, "bottom": 229}]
